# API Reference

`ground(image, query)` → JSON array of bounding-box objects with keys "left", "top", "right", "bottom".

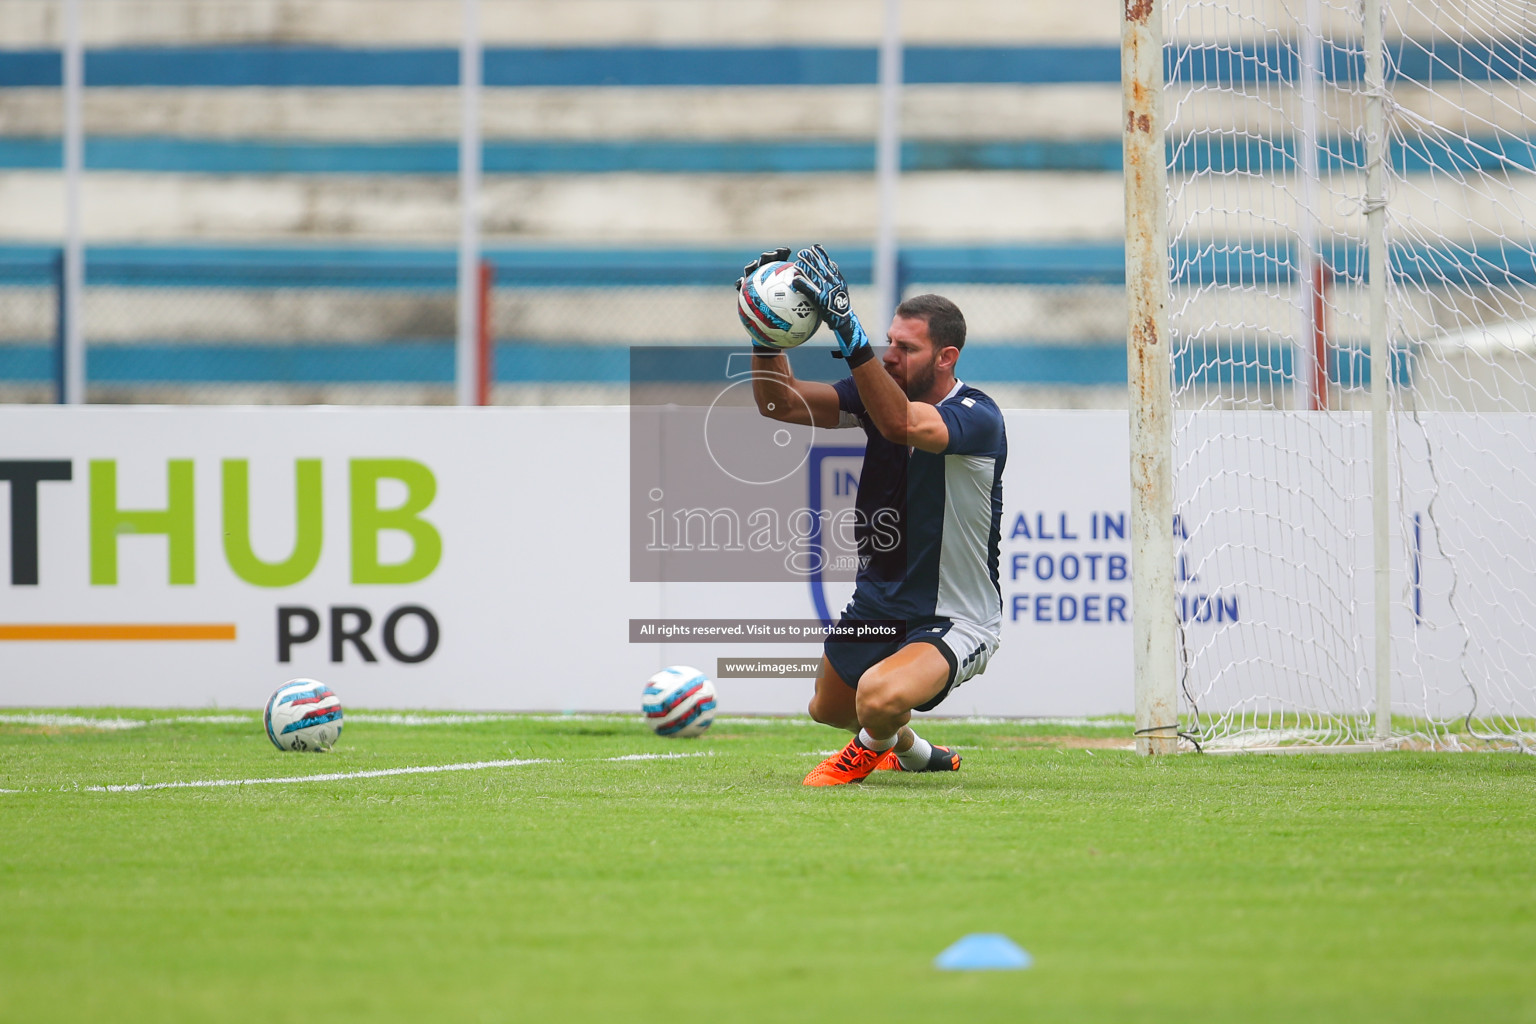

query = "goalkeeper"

[{"left": 739, "top": 245, "right": 1007, "bottom": 787}]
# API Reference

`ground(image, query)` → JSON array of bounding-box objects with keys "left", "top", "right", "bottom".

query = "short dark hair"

[{"left": 895, "top": 293, "right": 966, "bottom": 351}]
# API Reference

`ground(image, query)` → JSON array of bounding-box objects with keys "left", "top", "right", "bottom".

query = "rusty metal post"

[
  {"left": 1311, "top": 259, "right": 1330, "bottom": 411},
  {"left": 1296, "top": 0, "right": 1326, "bottom": 412},
  {"left": 1123, "top": 0, "right": 1178, "bottom": 755},
  {"left": 476, "top": 258, "right": 494, "bottom": 406}
]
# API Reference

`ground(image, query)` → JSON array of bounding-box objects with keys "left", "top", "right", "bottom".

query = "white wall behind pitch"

[{"left": 0, "top": 406, "right": 1133, "bottom": 715}]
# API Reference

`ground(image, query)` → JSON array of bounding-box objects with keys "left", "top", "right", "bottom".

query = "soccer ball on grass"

[
  {"left": 642, "top": 666, "right": 718, "bottom": 738},
  {"left": 264, "top": 679, "right": 343, "bottom": 752}
]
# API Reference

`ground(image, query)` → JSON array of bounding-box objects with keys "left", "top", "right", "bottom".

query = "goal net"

[{"left": 1162, "top": 0, "right": 1536, "bottom": 750}]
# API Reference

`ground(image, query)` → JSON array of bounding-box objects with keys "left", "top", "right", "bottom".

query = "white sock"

[
  {"left": 898, "top": 734, "right": 934, "bottom": 770},
  {"left": 857, "top": 728, "right": 896, "bottom": 752}
]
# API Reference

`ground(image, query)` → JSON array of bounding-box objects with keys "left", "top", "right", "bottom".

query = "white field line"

[
  {"left": 2, "top": 711, "right": 1135, "bottom": 731},
  {"left": 606, "top": 751, "right": 711, "bottom": 761},
  {"left": 0, "top": 714, "right": 152, "bottom": 730},
  {"left": 355, "top": 714, "right": 811, "bottom": 726},
  {"left": 0, "top": 713, "right": 254, "bottom": 730},
  {"left": 1, "top": 712, "right": 654, "bottom": 729},
  {"left": 719, "top": 716, "right": 1133, "bottom": 728},
  {"left": 341, "top": 712, "right": 690, "bottom": 725},
  {"left": 72, "top": 751, "right": 711, "bottom": 794},
  {"left": 350, "top": 714, "right": 814, "bottom": 726},
  {"left": 0, "top": 712, "right": 597, "bottom": 730},
  {"left": 346, "top": 712, "right": 518, "bottom": 725},
  {"left": 88, "top": 757, "right": 552, "bottom": 792},
  {"left": 928, "top": 716, "right": 1133, "bottom": 728},
  {"left": 793, "top": 748, "right": 975, "bottom": 756}
]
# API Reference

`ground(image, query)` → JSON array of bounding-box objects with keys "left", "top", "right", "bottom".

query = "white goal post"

[{"left": 1126, "top": 0, "right": 1536, "bottom": 753}]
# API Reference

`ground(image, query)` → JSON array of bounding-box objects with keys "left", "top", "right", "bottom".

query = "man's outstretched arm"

[
  {"left": 751, "top": 351, "right": 844, "bottom": 427},
  {"left": 792, "top": 243, "right": 949, "bottom": 452},
  {"left": 848, "top": 356, "right": 950, "bottom": 453}
]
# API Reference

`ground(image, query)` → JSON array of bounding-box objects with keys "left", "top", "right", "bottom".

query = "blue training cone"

[{"left": 934, "top": 933, "right": 1032, "bottom": 971}]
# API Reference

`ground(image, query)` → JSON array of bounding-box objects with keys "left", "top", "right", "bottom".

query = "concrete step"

[
  {"left": 0, "top": 0, "right": 1118, "bottom": 47},
  {"left": 0, "top": 169, "right": 1129, "bottom": 242},
  {"left": 0, "top": 85, "right": 1125, "bottom": 141},
  {"left": 0, "top": 282, "right": 1133, "bottom": 345}
]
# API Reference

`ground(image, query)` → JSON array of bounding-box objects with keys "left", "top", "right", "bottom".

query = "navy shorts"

[{"left": 823, "top": 612, "right": 999, "bottom": 713}]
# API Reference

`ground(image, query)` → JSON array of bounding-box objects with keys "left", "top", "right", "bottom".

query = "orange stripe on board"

[{"left": 0, "top": 624, "right": 237, "bottom": 641}]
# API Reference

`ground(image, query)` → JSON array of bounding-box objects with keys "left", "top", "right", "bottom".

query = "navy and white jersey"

[{"left": 831, "top": 376, "right": 1006, "bottom": 632}]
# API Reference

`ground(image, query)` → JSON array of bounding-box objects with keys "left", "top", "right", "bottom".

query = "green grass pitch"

[{"left": 1, "top": 710, "right": 1533, "bottom": 1023}]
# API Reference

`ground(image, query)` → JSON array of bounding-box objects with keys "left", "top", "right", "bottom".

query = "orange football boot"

[
  {"left": 874, "top": 748, "right": 901, "bottom": 771},
  {"left": 803, "top": 738, "right": 888, "bottom": 786}
]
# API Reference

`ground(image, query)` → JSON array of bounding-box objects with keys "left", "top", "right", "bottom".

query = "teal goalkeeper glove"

[{"left": 791, "top": 244, "right": 874, "bottom": 369}]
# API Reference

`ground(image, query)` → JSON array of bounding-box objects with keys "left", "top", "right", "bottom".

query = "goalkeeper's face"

[{"left": 883, "top": 315, "right": 950, "bottom": 400}]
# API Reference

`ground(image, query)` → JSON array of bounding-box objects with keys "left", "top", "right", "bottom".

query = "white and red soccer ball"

[
  {"left": 264, "top": 679, "right": 343, "bottom": 752},
  {"left": 738, "top": 261, "right": 822, "bottom": 349},
  {"left": 642, "top": 666, "right": 718, "bottom": 738}
]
